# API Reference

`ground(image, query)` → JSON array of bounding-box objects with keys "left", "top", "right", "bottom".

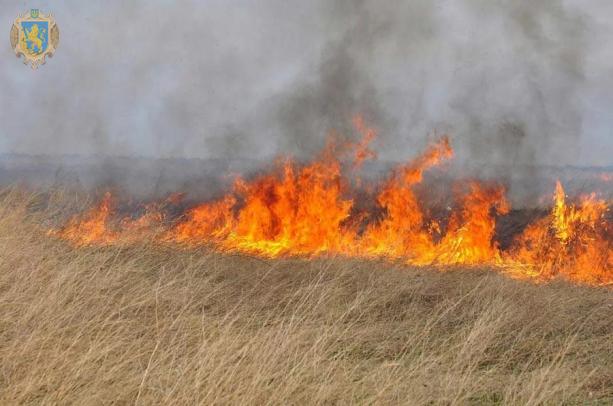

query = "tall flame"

[
  {"left": 358, "top": 137, "right": 453, "bottom": 259},
  {"left": 506, "top": 181, "right": 611, "bottom": 285},
  {"left": 423, "top": 182, "right": 509, "bottom": 265},
  {"left": 50, "top": 122, "right": 612, "bottom": 286}
]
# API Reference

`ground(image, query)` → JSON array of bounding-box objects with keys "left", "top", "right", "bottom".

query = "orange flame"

[
  {"left": 351, "top": 115, "right": 377, "bottom": 170},
  {"left": 171, "top": 144, "right": 356, "bottom": 256},
  {"left": 422, "top": 182, "right": 510, "bottom": 265},
  {"left": 51, "top": 192, "right": 118, "bottom": 246},
  {"left": 358, "top": 137, "right": 453, "bottom": 259},
  {"left": 52, "top": 192, "right": 180, "bottom": 246},
  {"left": 599, "top": 172, "right": 613, "bottom": 182},
  {"left": 50, "top": 122, "right": 612, "bottom": 286},
  {"left": 506, "top": 181, "right": 611, "bottom": 285}
]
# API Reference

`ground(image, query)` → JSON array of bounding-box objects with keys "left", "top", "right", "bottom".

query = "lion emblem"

[
  {"left": 10, "top": 9, "right": 59, "bottom": 69},
  {"left": 22, "top": 23, "right": 46, "bottom": 55}
]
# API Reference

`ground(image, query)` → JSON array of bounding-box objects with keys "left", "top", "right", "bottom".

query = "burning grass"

[
  {"left": 0, "top": 188, "right": 612, "bottom": 404},
  {"left": 48, "top": 122, "right": 612, "bottom": 286}
]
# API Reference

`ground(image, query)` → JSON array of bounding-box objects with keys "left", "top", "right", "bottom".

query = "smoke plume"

[{"left": 1, "top": 0, "right": 611, "bottom": 180}]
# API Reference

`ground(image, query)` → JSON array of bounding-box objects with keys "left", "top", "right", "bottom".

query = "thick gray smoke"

[
  {"left": 273, "top": 0, "right": 595, "bottom": 167},
  {"left": 1, "top": 0, "right": 612, "bottom": 173}
]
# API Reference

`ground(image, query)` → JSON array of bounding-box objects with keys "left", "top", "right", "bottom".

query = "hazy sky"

[{"left": 1, "top": 0, "right": 612, "bottom": 166}]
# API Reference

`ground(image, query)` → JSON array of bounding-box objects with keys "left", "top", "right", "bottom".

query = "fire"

[
  {"left": 50, "top": 192, "right": 118, "bottom": 246},
  {"left": 351, "top": 115, "right": 377, "bottom": 170},
  {"left": 358, "top": 137, "right": 453, "bottom": 259},
  {"left": 171, "top": 142, "right": 356, "bottom": 256},
  {"left": 506, "top": 181, "right": 611, "bottom": 285},
  {"left": 421, "top": 182, "right": 509, "bottom": 265},
  {"left": 49, "top": 121, "right": 612, "bottom": 286},
  {"left": 599, "top": 172, "right": 613, "bottom": 182},
  {"left": 552, "top": 181, "right": 573, "bottom": 242},
  {"left": 51, "top": 192, "right": 177, "bottom": 246}
]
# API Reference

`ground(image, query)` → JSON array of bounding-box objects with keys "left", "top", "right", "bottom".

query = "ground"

[{"left": 0, "top": 188, "right": 611, "bottom": 404}]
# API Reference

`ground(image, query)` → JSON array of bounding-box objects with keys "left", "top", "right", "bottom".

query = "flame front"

[
  {"left": 506, "top": 181, "right": 611, "bottom": 285},
  {"left": 51, "top": 192, "right": 118, "bottom": 246},
  {"left": 50, "top": 122, "right": 612, "bottom": 286}
]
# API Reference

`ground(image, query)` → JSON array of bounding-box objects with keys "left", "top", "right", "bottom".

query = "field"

[{"left": 0, "top": 188, "right": 610, "bottom": 405}]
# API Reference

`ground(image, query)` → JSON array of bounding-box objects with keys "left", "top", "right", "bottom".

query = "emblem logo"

[{"left": 10, "top": 9, "right": 59, "bottom": 69}]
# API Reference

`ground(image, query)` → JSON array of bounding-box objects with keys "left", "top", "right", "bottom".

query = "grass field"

[{"left": 0, "top": 188, "right": 611, "bottom": 404}]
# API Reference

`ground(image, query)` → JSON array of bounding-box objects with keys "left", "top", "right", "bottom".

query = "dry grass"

[{"left": 0, "top": 188, "right": 611, "bottom": 405}]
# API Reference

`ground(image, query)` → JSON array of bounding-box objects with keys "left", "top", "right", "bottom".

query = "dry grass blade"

[{"left": 0, "top": 189, "right": 611, "bottom": 404}]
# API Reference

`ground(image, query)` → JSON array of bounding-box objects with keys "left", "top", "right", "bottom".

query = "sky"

[{"left": 1, "top": 0, "right": 612, "bottom": 167}]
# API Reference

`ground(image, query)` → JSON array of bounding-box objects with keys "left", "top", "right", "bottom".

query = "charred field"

[{"left": 0, "top": 135, "right": 611, "bottom": 404}]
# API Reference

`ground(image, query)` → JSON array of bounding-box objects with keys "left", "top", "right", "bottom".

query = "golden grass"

[{"left": 0, "top": 188, "right": 611, "bottom": 404}]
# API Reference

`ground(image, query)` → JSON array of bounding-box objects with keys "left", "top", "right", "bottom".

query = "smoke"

[
  {"left": 0, "top": 0, "right": 611, "bottom": 170},
  {"left": 272, "top": 0, "right": 593, "bottom": 166}
]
